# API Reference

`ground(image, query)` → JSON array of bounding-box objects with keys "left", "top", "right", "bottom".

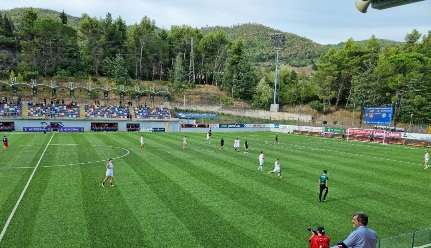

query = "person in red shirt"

[
  {"left": 3, "top": 136, "right": 8, "bottom": 150},
  {"left": 309, "top": 226, "right": 330, "bottom": 248}
]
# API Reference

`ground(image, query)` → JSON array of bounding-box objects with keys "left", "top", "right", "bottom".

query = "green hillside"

[
  {"left": 203, "top": 23, "right": 324, "bottom": 67},
  {"left": 0, "top": 8, "right": 401, "bottom": 68},
  {"left": 0, "top": 7, "right": 80, "bottom": 29}
]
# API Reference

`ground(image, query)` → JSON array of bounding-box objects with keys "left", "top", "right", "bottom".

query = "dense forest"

[{"left": 0, "top": 8, "right": 430, "bottom": 124}]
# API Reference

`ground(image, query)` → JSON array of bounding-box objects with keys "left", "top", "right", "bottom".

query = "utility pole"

[{"left": 270, "top": 33, "right": 286, "bottom": 112}]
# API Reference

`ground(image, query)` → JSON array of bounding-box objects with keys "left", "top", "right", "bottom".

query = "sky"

[{"left": 0, "top": 0, "right": 430, "bottom": 44}]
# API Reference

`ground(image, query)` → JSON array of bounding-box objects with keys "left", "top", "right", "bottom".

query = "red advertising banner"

[{"left": 347, "top": 128, "right": 402, "bottom": 138}]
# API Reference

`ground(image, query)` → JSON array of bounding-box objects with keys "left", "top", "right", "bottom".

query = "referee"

[{"left": 319, "top": 170, "right": 329, "bottom": 202}]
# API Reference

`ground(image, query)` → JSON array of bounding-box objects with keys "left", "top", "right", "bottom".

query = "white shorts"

[
  {"left": 259, "top": 161, "right": 264, "bottom": 166},
  {"left": 106, "top": 169, "right": 113, "bottom": 177}
]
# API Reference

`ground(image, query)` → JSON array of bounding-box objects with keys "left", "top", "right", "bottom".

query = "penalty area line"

[{"left": 0, "top": 133, "right": 55, "bottom": 243}]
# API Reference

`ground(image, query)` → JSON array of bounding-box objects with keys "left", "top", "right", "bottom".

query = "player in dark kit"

[
  {"left": 274, "top": 135, "right": 279, "bottom": 145},
  {"left": 244, "top": 139, "right": 249, "bottom": 153},
  {"left": 319, "top": 170, "right": 329, "bottom": 202},
  {"left": 2, "top": 136, "right": 8, "bottom": 150},
  {"left": 220, "top": 137, "right": 224, "bottom": 150}
]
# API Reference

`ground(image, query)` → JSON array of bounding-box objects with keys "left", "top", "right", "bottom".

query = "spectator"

[
  {"left": 309, "top": 226, "right": 330, "bottom": 248},
  {"left": 333, "top": 212, "right": 377, "bottom": 248}
]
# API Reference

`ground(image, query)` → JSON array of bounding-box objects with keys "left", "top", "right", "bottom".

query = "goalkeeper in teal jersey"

[{"left": 319, "top": 170, "right": 329, "bottom": 202}]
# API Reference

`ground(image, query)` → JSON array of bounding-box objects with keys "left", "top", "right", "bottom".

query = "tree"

[
  {"left": 127, "top": 17, "right": 158, "bottom": 80},
  {"left": 79, "top": 14, "right": 104, "bottom": 75},
  {"left": 223, "top": 39, "right": 256, "bottom": 100},
  {"left": 198, "top": 30, "right": 229, "bottom": 85},
  {"left": 104, "top": 54, "right": 130, "bottom": 86},
  {"left": 172, "top": 53, "right": 186, "bottom": 90},
  {"left": 252, "top": 77, "right": 273, "bottom": 108},
  {"left": 59, "top": 10, "right": 67, "bottom": 25}
]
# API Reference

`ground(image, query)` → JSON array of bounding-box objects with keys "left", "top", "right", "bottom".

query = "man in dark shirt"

[{"left": 319, "top": 170, "right": 329, "bottom": 202}]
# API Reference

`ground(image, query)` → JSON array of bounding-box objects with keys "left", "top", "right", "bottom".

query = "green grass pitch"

[{"left": 0, "top": 132, "right": 430, "bottom": 247}]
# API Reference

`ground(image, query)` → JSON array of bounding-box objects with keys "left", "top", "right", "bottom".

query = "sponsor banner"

[
  {"left": 324, "top": 127, "right": 346, "bottom": 134},
  {"left": 209, "top": 124, "right": 219, "bottom": 129},
  {"left": 176, "top": 112, "right": 217, "bottom": 120},
  {"left": 59, "top": 127, "right": 84, "bottom": 132},
  {"left": 23, "top": 127, "right": 49, "bottom": 132},
  {"left": 244, "top": 124, "right": 273, "bottom": 128},
  {"left": 363, "top": 106, "right": 393, "bottom": 125},
  {"left": 403, "top": 133, "right": 431, "bottom": 141},
  {"left": 347, "top": 128, "right": 402, "bottom": 138},
  {"left": 219, "top": 124, "right": 245, "bottom": 128},
  {"left": 277, "top": 125, "right": 296, "bottom": 133},
  {"left": 297, "top": 126, "right": 323, "bottom": 133},
  {"left": 152, "top": 128, "right": 165, "bottom": 132}
]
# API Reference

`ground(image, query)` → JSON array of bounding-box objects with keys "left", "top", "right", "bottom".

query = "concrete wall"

[{"left": 10, "top": 119, "right": 180, "bottom": 132}]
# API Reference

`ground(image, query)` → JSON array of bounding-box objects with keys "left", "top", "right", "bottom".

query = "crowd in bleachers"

[
  {"left": 134, "top": 105, "right": 171, "bottom": 119},
  {"left": 85, "top": 105, "right": 130, "bottom": 119},
  {"left": 0, "top": 102, "right": 21, "bottom": 117},
  {"left": 0, "top": 97, "right": 172, "bottom": 120},
  {"left": 28, "top": 101, "right": 80, "bottom": 118}
]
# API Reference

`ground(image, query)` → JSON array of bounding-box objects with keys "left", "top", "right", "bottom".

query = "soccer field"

[{"left": 0, "top": 132, "right": 430, "bottom": 247}]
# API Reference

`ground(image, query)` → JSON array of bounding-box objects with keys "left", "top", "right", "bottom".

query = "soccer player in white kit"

[
  {"left": 234, "top": 137, "right": 240, "bottom": 152},
  {"left": 182, "top": 136, "right": 187, "bottom": 150},
  {"left": 258, "top": 151, "right": 265, "bottom": 172},
  {"left": 269, "top": 158, "right": 282, "bottom": 178},
  {"left": 102, "top": 159, "right": 114, "bottom": 187},
  {"left": 424, "top": 150, "right": 429, "bottom": 169},
  {"left": 140, "top": 135, "right": 144, "bottom": 151},
  {"left": 206, "top": 132, "right": 211, "bottom": 144}
]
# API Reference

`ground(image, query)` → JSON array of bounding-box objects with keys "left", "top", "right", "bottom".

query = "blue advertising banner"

[
  {"left": 363, "top": 106, "right": 393, "bottom": 125},
  {"left": 59, "top": 127, "right": 84, "bottom": 132},
  {"left": 23, "top": 127, "right": 49, "bottom": 132},
  {"left": 152, "top": 128, "right": 166, "bottom": 132},
  {"left": 219, "top": 124, "right": 245, "bottom": 128}
]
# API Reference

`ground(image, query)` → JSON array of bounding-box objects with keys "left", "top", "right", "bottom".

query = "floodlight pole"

[
  {"left": 274, "top": 49, "right": 280, "bottom": 105},
  {"left": 270, "top": 33, "right": 285, "bottom": 112}
]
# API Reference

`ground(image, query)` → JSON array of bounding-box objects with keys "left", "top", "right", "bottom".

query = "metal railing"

[{"left": 378, "top": 228, "right": 431, "bottom": 248}]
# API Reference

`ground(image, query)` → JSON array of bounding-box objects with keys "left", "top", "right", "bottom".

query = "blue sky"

[{"left": 1, "top": 0, "right": 430, "bottom": 44}]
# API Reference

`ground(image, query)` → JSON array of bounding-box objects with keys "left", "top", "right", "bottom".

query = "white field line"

[
  {"left": 49, "top": 144, "right": 79, "bottom": 146},
  {"left": 8, "top": 146, "right": 130, "bottom": 169},
  {"left": 0, "top": 133, "right": 54, "bottom": 243},
  {"left": 42, "top": 147, "right": 130, "bottom": 168}
]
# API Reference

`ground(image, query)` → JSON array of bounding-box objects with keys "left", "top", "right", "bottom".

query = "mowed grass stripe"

[
  {"left": 113, "top": 133, "right": 262, "bottom": 247},
  {"left": 128, "top": 133, "right": 304, "bottom": 246},
  {"left": 212, "top": 132, "right": 430, "bottom": 207},
  {"left": 152, "top": 133, "right": 368, "bottom": 243},
  {"left": 147, "top": 133, "right": 347, "bottom": 246},
  {"left": 74, "top": 134, "right": 149, "bottom": 248},
  {"left": 0, "top": 134, "right": 53, "bottom": 248},
  {"left": 170, "top": 132, "right": 431, "bottom": 240},
  {"left": 89, "top": 133, "right": 203, "bottom": 248},
  {"left": 286, "top": 134, "right": 422, "bottom": 163},
  {"left": 25, "top": 134, "right": 91, "bottom": 248},
  {"left": 264, "top": 141, "right": 431, "bottom": 212},
  {"left": 216, "top": 133, "right": 431, "bottom": 223}
]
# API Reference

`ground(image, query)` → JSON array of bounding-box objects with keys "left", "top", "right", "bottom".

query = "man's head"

[
  {"left": 317, "top": 226, "right": 325, "bottom": 235},
  {"left": 323, "top": 170, "right": 327, "bottom": 174},
  {"left": 260, "top": 151, "right": 263, "bottom": 154},
  {"left": 352, "top": 212, "right": 368, "bottom": 227}
]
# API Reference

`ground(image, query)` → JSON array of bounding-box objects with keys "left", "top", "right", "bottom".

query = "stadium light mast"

[{"left": 270, "top": 33, "right": 285, "bottom": 112}]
